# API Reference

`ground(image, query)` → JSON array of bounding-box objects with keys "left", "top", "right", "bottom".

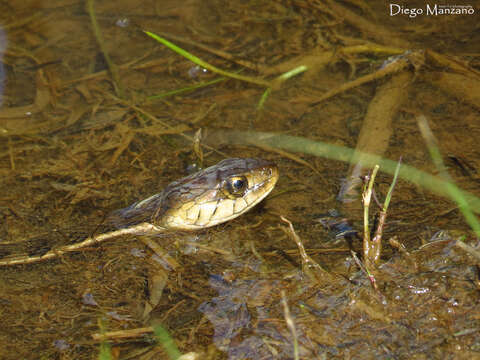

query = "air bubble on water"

[
  {"left": 188, "top": 65, "right": 208, "bottom": 79},
  {"left": 115, "top": 18, "right": 130, "bottom": 28}
]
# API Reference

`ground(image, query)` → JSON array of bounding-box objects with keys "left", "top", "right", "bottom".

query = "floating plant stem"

[
  {"left": 369, "top": 158, "right": 402, "bottom": 266},
  {"left": 144, "top": 31, "right": 271, "bottom": 87},
  {"left": 87, "top": 0, "right": 123, "bottom": 97},
  {"left": 143, "top": 31, "right": 311, "bottom": 108},
  {"left": 148, "top": 76, "right": 226, "bottom": 100},
  {"left": 362, "top": 165, "right": 379, "bottom": 270}
]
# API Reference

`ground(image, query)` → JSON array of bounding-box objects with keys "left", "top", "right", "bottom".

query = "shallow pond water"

[{"left": 0, "top": 0, "right": 479, "bottom": 359}]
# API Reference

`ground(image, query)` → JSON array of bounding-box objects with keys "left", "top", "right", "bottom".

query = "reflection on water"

[
  {"left": 199, "top": 274, "right": 286, "bottom": 359},
  {"left": 0, "top": 25, "right": 6, "bottom": 107},
  {"left": 199, "top": 275, "right": 254, "bottom": 359}
]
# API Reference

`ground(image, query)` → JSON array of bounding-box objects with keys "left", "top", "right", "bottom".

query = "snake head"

[{"left": 155, "top": 158, "right": 279, "bottom": 230}]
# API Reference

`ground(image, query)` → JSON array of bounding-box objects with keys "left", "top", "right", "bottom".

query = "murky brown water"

[{"left": 1, "top": 0, "right": 479, "bottom": 359}]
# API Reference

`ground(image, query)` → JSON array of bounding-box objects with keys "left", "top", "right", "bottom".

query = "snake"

[{"left": 0, "top": 158, "right": 279, "bottom": 266}]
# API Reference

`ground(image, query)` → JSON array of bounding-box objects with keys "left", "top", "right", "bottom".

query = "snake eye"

[{"left": 225, "top": 176, "right": 248, "bottom": 197}]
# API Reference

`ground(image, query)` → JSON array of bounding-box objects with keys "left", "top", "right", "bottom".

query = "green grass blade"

[
  {"left": 205, "top": 130, "right": 480, "bottom": 214},
  {"left": 144, "top": 31, "right": 271, "bottom": 87},
  {"left": 418, "top": 115, "right": 480, "bottom": 236},
  {"left": 148, "top": 76, "right": 226, "bottom": 100},
  {"left": 154, "top": 325, "right": 182, "bottom": 360}
]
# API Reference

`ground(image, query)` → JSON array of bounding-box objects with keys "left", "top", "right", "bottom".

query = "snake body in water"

[{"left": 0, "top": 158, "right": 279, "bottom": 266}]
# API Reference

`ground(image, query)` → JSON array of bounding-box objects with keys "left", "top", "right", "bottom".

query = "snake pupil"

[
  {"left": 233, "top": 179, "right": 244, "bottom": 190},
  {"left": 226, "top": 176, "right": 247, "bottom": 196}
]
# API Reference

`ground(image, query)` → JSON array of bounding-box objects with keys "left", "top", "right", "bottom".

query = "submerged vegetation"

[{"left": 0, "top": 0, "right": 479, "bottom": 359}]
